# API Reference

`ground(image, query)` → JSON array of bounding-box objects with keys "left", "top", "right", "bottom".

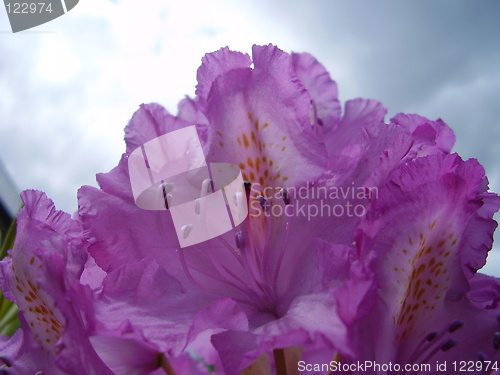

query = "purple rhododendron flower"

[
  {"left": 1, "top": 44, "right": 499, "bottom": 375},
  {"left": 0, "top": 191, "right": 114, "bottom": 374}
]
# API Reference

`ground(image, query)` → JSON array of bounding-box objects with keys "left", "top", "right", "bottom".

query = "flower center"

[{"left": 174, "top": 183, "right": 293, "bottom": 315}]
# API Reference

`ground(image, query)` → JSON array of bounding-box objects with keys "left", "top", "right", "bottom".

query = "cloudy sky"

[{"left": 0, "top": 0, "right": 499, "bottom": 275}]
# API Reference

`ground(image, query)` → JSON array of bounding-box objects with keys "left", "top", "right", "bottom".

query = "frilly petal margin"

[
  {"left": 212, "top": 292, "right": 352, "bottom": 375},
  {"left": 0, "top": 190, "right": 113, "bottom": 375},
  {"left": 201, "top": 44, "right": 327, "bottom": 188},
  {"left": 291, "top": 52, "right": 341, "bottom": 133},
  {"left": 351, "top": 153, "right": 500, "bottom": 367},
  {"left": 391, "top": 113, "right": 455, "bottom": 156}
]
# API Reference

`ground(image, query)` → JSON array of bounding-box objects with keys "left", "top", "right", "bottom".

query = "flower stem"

[
  {"left": 159, "top": 354, "right": 178, "bottom": 375},
  {"left": 0, "top": 301, "right": 19, "bottom": 336},
  {"left": 273, "top": 349, "right": 288, "bottom": 375},
  {"left": 0, "top": 217, "right": 17, "bottom": 260}
]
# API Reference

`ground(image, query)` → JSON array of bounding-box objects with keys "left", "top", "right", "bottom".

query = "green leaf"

[
  {"left": 0, "top": 217, "right": 17, "bottom": 260},
  {"left": 0, "top": 302, "right": 19, "bottom": 336},
  {"left": 0, "top": 217, "right": 20, "bottom": 337}
]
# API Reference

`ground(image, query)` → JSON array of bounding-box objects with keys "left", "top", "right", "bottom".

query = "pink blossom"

[{"left": 1, "top": 45, "right": 499, "bottom": 375}]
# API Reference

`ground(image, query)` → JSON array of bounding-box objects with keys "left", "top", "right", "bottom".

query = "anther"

[
  {"left": 477, "top": 351, "right": 487, "bottom": 362},
  {"left": 493, "top": 332, "right": 500, "bottom": 351},
  {"left": 425, "top": 332, "right": 438, "bottom": 341},
  {"left": 448, "top": 320, "right": 464, "bottom": 333},
  {"left": 235, "top": 231, "right": 243, "bottom": 249},
  {"left": 279, "top": 188, "right": 290, "bottom": 205},
  {"left": 257, "top": 196, "right": 270, "bottom": 212},
  {"left": 244, "top": 181, "right": 252, "bottom": 203},
  {"left": 440, "top": 339, "right": 457, "bottom": 352}
]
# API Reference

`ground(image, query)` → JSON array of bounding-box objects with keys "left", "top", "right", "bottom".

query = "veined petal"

[
  {"left": 124, "top": 103, "right": 191, "bottom": 155},
  {"left": 212, "top": 292, "right": 351, "bottom": 375},
  {"left": 203, "top": 44, "right": 327, "bottom": 189},
  {"left": 324, "top": 98, "right": 386, "bottom": 157},
  {"left": 196, "top": 47, "right": 252, "bottom": 102},
  {"left": 357, "top": 153, "right": 500, "bottom": 364},
  {"left": 78, "top": 183, "right": 185, "bottom": 281},
  {"left": 1, "top": 190, "right": 113, "bottom": 374}
]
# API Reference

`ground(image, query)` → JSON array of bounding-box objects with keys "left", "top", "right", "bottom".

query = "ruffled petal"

[
  {"left": 212, "top": 292, "right": 351, "bottom": 375},
  {"left": 324, "top": 98, "right": 386, "bottom": 156},
  {"left": 356, "top": 153, "right": 500, "bottom": 364},
  {"left": 391, "top": 113, "right": 455, "bottom": 156},
  {"left": 291, "top": 52, "right": 341, "bottom": 132},
  {"left": 123, "top": 103, "right": 192, "bottom": 155},
  {"left": 1, "top": 190, "right": 113, "bottom": 374},
  {"left": 196, "top": 47, "right": 252, "bottom": 102},
  {"left": 202, "top": 45, "right": 327, "bottom": 188}
]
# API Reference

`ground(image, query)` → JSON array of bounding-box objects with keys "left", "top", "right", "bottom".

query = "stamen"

[
  {"left": 273, "top": 348, "right": 288, "bottom": 375},
  {"left": 158, "top": 353, "right": 178, "bottom": 375},
  {"left": 240, "top": 213, "right": 264, "bottom": 286},
  {"left": 493, "top": 332, "right": 500, "bottom": 351},
  {"left": 448, "top": 320, "right": 464, "bottom": 333},
  {"left": 244, "top": 181, "right": 252, "bottom": 203},
  {"left": 178, "top": 244, "right": 265, "bottom": 307},
  {"left": 273, "top": 219, "right": 292, "bottom": 295},
  {"left": 279, "top": 188, "right": 290, "bottom": 205},
  {"left": 405, "top": 331, "right": 439, "bottom": 367},
  {"left": 406, "top": 320, "right": 463, "bottom": 374},
  {"left": 235, "top": 231, "right": 243, "bottom": 249},
  {"left": 258, "top": 195, "right": 270, "bottom": 212},
  {"left": 408, "top": 338, "right": 459, "bottom": 375},
  {"left": 441, "top": 338, "right": 457, "bottom": 352},
  {"left": 477, "top": 351, "right": 487, "bottom": 362},
  {"left": 426, "top": 332, "right": 439, "bottom": 341}
]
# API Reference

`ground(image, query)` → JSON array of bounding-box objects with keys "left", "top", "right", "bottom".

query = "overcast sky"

[{"left": 0, "top": 0, "right": 499, "bottom": 275}]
